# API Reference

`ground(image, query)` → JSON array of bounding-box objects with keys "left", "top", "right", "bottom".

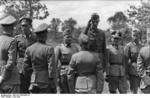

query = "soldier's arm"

[
  {"left": 67, "top": 55, "right": 77, "bottom": 93},
  {"left": 124, "top": 44, "right": 130, "bottom": 75},
  {"left": 47, "top": 47, "right": 56, "bottom": 79},
  {"left": 1, "top": 39, "right": 17, "bottom": 82},
  {"left": 137, "top": 49, "right": 145, "bottom": 77},
  {"left": 96, "top": 56, "right": 104, "bottom": 93},
  {"left": 54, "top": 46, "right": 61, "bottom": 85},
  {"left": 103, "top": 33, "right": 107, "bottom": 72},
  {"left": 106, "top": 48, "right": 110, "bottom": 76},
  {"left": 23, "top": 48, "right": 32, "bottom": 77}
]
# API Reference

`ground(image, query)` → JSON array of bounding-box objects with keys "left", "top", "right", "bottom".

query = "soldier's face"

[
  {"left": 21, "top": 24, "right": 31, "bottom": 35},
  {"left": 92, "top": 19, "right": 99, "bottom": 28},
  {"left": 112, "top": 38, "right": 120, "bottom": 45},
  {"left": 132, "top": 32, "right": 139, "bottom": 42},
  {"left": 64, "top": 35, "right": 72, "bottom": 45}
]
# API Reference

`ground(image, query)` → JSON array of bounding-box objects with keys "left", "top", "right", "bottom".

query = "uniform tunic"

[{"left": 67, "top": 51, "right": 104, "bottom": 94}]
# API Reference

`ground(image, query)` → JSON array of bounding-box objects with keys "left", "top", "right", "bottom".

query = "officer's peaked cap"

[
  {"left": 33, "top": 23, "right": 49, "bottom": 34},
  {"left": 0, "top": 14, "right": 16, "bottom": 25}
]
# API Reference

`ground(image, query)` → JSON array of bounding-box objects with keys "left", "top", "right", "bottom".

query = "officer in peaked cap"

[
  {"left": 55, "top": 28, "right": 80, "bottom": 93},
  {"left": 106, "top": 30, "right": 128, "bottom": 93},
  {"left": 23, "top": 23, "right": 56, "bottom": 93},
  {"left": 67, "top": 33, "right": 104, "bottom": 94},
  {"left": 0, "top": 15, "right": 20, "bottom": 93},
  {"left": 16, "top": 15, "right": 36, "bottom": 93}
]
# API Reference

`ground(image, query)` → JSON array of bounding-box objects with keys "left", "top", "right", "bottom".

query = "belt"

[
  {"left": 110, "top": 63, "right": 122, "bottom": 65},
  {"left": 61, "top": 62, "right": 69, "bottom": 65},
  {"left": 78, "top": 72, "right": 95, "bottom": 76}
]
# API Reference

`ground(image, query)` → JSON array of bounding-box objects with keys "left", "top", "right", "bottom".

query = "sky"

[
  {"left": 33, "top": 0, "right": 141, "bottom": 30},
  {"left": 0, "top": 0, "right": 141, "bottom": 30}
]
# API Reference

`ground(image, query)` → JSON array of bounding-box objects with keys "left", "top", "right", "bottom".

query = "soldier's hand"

[
  {"left": 0, "top": 76, "right": 4, "bottom": 85},
  {"left": 105, "top": 75, "right": 110, "bottom": 82},
  {"left": 56, "top": 86, "right": 61, "bottom": 94},
  {"left": 87, "top": 19, "right": 92, "bottom": 27}
]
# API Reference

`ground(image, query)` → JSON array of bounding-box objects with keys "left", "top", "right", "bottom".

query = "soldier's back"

[{"left": 26, "top": 42, "right": 54, "bottom": 84}]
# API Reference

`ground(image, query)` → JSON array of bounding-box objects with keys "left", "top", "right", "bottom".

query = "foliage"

[
  {"left": 107, "top": 11, "right": 131, "bottom": 45},
  {"left": 0, "top": 0, "right": 49, "bottom": 20},
  {"left": 127, "top": 0, "right": 150, "bottom": 42}
]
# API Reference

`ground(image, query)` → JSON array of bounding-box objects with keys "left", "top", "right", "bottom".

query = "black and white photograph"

[{"left": 0, "top": 0, "right": 149, "bottom": 95}]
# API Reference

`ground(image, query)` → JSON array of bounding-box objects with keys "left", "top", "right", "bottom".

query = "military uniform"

[
  {"left": 67, "top": 34, "right": 104, "bottom": 94},
  {"left": 83, "top": 13, "right": 106, "bottom": 71},
  {"left": 124, "top": 42, "right": 142, "bottom": 93},
  {"left": 55, "top": 42, "right": 80, "bottom": 93},
  {"left": 23, "top": 23, "right": 56, "bottom": 93},
  {"left": 0, "top": 15, "right": 20, "bottom": 93},
  {"left": 106, "top": 32, "right": 128, "bottom": 93},
  {"left": 137, "top": 46, "right": 150, "bottom": 93},
  {"left": 85, "top": 29, "right": 106, "bottom": 70},
  {"left": 16, "top": 16, "right": 36, "bottom": 93}
]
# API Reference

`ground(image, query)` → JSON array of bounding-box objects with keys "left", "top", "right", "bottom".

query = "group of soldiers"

[{"left": 0, "top": 12, "right": 150, "bottom": 94}]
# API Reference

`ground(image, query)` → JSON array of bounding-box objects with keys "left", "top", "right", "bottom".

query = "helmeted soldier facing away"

[
  {"left": 16, "top": 16, "right": 36, "bottom": 93},
  {"left": 124, "top": 28, "right": 142, "bottom": 93},
  {"left": 55, "top": 28, "right": 80, "bottom": 93},
  {"left": 106, "top": 31, "right": 128, "bottom": 93},
  {"left": 67, "top": 33, "right": 104, "bottom": 94},
  {"left": 23, "top": 23, "right": 56, "bottom": 93},
  {"left": 0, "top": 14, "right": 20, "bottom": 93}
]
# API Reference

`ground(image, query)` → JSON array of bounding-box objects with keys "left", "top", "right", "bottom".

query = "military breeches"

[
  {"left": 129, "top": 75, "right": 141, "bottom": 93},
  {"left": 0, "top": 84, "right": 20, "bottom": 93},
  {"left": 108, "top": 76, "right": 128, "bottom": 94},
  {"left": 20, "top": 73, "right": 31, "bottom": 93},
  {"left": 59, "top": 74, "right": 70, "bottom": 93},
  {"left": 75, "top": 89, "right": 96, "bottom": 94},
  {"left": 29, "top": 83, "right": 52, "bottom": 94},
  {"left": 141, "top": 85, "right": 150, "bottom": 94}
]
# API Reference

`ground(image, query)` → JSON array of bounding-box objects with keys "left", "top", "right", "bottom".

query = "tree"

[
  {"left": 50, "top": 18, "right": 61, "bottom": 39},
  {"left": 0, "top": 0, "right": 49, "bottom": 20},
  {"left": 107, "top": 11, "right": 131, "bottom": 45},
  {"left": 62, "top": 18, "right": 77, "bottom": 32},
  {"left": 127, "top": 0, "right": 150, "bottom": 43},
  {"left": 0, "top": 0, "right": 49, "bottom": 35}
]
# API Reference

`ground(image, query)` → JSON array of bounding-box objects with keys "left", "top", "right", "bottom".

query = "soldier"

[
  {"left": 106, "top": 31, "right": 128, "bottom": 93},
  {"left": 67, "top": 34, "right": 104, "bottom": 94},
  {"left": 0, "top": 15, "right": 20, "bottom": 93},
  {"left": 23, "top": 23, "right": 56, "bottom": 93},
  {"left": 137, "top": 28, "right": 150, "bottom": 93},
  {"left": 16, "top": 16, "right": 36, "bottom": 93},
  {"left": 124, "top": 28, "right": 142, "bottom": 93},
  {"left": 83, "top": 13, "right": 106, "bottom": 71},
  {"left": 55, "top": 28, "right": 80, "bottom": 93}
]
